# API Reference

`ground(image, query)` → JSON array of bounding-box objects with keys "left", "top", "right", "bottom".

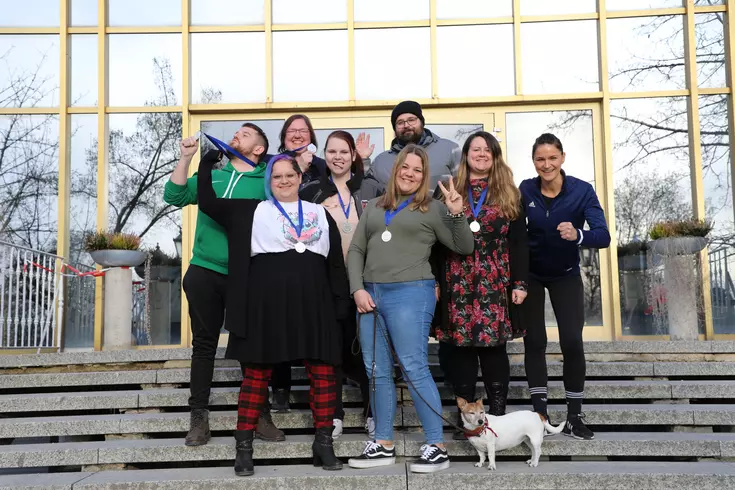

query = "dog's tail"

[{"left": 539, "top": 414, "right": 565, "bottom": 434}]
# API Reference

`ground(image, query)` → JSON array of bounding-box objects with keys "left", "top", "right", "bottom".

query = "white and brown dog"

[{"left": 457, "top": 397, "right": 564, "bottom": 470}]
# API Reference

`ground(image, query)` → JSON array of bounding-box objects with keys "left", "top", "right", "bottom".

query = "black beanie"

[{"left": 391, "top": 100, "right": 424, "bottom": 129}]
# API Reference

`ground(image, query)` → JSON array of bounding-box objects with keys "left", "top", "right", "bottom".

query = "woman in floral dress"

[{"left": 432, "top": 131, "right": 528, "bottom": 434}]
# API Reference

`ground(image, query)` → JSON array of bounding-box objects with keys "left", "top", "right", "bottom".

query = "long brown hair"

[
  {"left": 376, "top": 144, "right": 432, "bottom": 213},
  {"left": 455, "top": 131, "right": 520, "bottom": 220},
  {"left": 278, "top": 114, "right": 318, "bottom": 153},
  {"left": 324, "top": 130, "right": 364, "bottom": 179}
]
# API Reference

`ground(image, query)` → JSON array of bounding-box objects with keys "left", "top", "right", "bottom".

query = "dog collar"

[{"left": 464, "top": 420, "right": 498, "bottom": 438}]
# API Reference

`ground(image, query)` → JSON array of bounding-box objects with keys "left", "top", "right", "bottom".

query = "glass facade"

[{"left": 1, "top": 1, "right": 733, "bottom": 348}]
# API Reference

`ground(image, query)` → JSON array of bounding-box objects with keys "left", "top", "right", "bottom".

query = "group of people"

[{"left": 163, "top": 100, "right": 611, "bottom": 476}]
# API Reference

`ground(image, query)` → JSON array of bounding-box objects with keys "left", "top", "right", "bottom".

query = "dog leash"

[{"left": 360, "top": 309, "right": 497, "bottom": 439}]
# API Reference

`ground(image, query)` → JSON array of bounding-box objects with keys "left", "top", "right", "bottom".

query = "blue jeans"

[{"left": 358, "top": 280, "right": 444, "bottom": 445}]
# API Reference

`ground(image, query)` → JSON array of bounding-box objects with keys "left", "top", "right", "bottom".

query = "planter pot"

[
  {"left": 134, "top": 264, "right": 180, "bottom": 282},
  {"left": 89, "top": 250, "right": 147, "bottom": 268},
  {"left": 649, "top": 237, "right": 707, "bottom": 256}
]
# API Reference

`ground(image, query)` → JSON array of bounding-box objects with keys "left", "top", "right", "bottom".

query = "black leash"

[{"left": 359, "top": 309, "right": 480, "bottom": 438}]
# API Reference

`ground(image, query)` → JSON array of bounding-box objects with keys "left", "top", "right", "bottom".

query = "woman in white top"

[{"left": 197, "top": 151, "right": 350, "bottom": 477}]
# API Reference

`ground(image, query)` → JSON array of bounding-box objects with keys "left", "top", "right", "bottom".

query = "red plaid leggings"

[{"left": 237, "top": 361, "right": 337, "bottom": 430}]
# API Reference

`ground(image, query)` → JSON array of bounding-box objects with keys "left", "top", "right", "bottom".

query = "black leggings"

[
  {"left": 523, "top": 274, "right": 586, "bottom": 396},
  {"left": 439, "top": 341, "right": 510, "bottom": 402}
]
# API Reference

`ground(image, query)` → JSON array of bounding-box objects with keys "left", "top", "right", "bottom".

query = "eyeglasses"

[
  {"left": 286, "top": 128, "right": 310, "bottom": 136},
  {"left": 396, "top": 117, "right": 419, "bottom": 129}
]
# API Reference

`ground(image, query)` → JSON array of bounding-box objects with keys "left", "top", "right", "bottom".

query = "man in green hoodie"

[{"left": 165, "top": 123, "right": 284, "bottom": 446}]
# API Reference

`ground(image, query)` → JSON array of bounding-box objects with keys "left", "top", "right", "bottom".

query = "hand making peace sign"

[{"left": 437, "top": 176, "right": 464, "bottom": 215}]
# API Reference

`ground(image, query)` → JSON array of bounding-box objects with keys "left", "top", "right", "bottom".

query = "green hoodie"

[{"left": 164, "top": 160, "right": 267, "bottom": 275}]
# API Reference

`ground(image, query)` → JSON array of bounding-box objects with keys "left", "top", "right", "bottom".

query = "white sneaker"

[
  {"left": 364, "top": 416, "right": 376, "bottom": 439},
  {"left": 332, "top": 418, "right": 343, "bottom": 439}
]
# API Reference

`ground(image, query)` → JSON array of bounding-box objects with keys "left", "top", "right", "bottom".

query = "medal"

[
  {"left": 382, "top": 195, "right": 414, "bottom": 244},
  {"left": 272, "top": 198, "right": 305, "bottom": 253},
  {"left": 468, "top": 182, "right": 489, "bottom": 233},
  {"left": 330, "top": 177, "right": 354, "bottom": 234},
  {"left": 341, "top": 221, "right": 353, "bottom": 234},
  {"left": 307, "top": 143, "right": 317, "bottom": 153}
]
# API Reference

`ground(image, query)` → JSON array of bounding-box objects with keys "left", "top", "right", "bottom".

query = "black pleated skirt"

[{"left": 225, "top": 250, "right": 342, "bottom": 366}]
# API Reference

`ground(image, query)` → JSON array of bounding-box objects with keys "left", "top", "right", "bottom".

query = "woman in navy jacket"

[{"left": 519, "top": 133, "right": 610, "bottom": 440}]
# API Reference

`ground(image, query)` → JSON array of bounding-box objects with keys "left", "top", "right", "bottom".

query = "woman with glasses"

[{"left": 197, "top": 149, "right": 350, "bottom": 477}]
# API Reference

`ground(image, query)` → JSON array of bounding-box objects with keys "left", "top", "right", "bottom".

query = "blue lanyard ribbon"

[
  {"left": 330, "top": 175, "right": 352, "bottom": 220},
  {"left": 202, "top": 133, "right": 257, "bottom": 168},
  {"left": 384, "top": 195, "right": 414, "bottom": 227},
  {"left": 468, "top": 183, "right": 489, "bottom": 220},
  {"left": 272, "top": 199, "right": 304, "bottom": 238}
]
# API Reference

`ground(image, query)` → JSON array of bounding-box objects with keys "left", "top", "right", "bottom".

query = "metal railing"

[
  {"left": 709, "top": 246, "right": 735, "bottom": 333},
  {"left": 0, "top": 240, "right": 63, "bottom": 349},
  {"left": 63, "top": 262, "right": 96, "bottom": 349}
]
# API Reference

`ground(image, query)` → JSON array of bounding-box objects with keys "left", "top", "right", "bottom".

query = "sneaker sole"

[
  {"left": 563, "top": 431, "right": 595, "bottom": 441},
  {"left": 410, "top": 460, "right": 451, "bottom": 473},
  {"left": 348, "top": 457, "right": 396, "bottom": 469}
]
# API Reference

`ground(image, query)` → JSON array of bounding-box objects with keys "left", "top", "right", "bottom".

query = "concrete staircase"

[{"left": 1, "top": 341, "right": 735, "bottom": 489}]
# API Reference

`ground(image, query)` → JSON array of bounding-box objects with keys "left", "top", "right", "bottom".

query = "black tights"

[{"left": 438, "top": 341, "right": 509, "bottom": 402}]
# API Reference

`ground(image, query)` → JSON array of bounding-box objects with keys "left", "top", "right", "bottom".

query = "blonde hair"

[
  {"left": 452, "top": 131, "right": 520, "bottom": 220},
  {"left": 376, "top": 144, "right": 432, "bottom": 213}
]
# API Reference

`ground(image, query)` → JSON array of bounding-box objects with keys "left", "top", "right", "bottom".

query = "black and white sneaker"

[
  {"left": 348, "top": 441, "right": 396, "bottom": 468},
  {"left": 409, "top": 444, "right": 450, "bottom": 473},
  {"left": 562, "top": 413, "right": 595, "bottom": 440}
]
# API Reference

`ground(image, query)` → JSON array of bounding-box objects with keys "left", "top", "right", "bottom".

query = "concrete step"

[
  {"left": 1, "top": 404, "right": 733, "bottom": 439},
  {"left": 2, "top": 432, "right": 735, "bottom": 469},
  {"left": 4, "top": 380, "right": 730, "bottom": 414},
  {"left": 3, "top": 462, "right": 735, "bottom": 490},
  {"left": 5, "top": 361, "right": 735, "bottom": 390},
  {"left": 2, "top": 341, "right": 732, "bottom": 369}
]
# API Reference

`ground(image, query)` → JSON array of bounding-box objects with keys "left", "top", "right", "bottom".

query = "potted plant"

[
  {"left": 135, "top": 245, "right": 181, "bottom": 282},
  {"left": 648, "top": 219, "right": 712, "bottom": 256},
  {"left": 84, "top": 231, "right": 147, "bottom": 268}
]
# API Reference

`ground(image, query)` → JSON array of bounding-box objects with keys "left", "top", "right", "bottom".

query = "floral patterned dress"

[{"left": 434, "top": 178, "right": 528, "bottom": 347}]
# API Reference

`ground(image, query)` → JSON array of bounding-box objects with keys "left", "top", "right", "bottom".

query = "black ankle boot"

[
  {"left": 234, "top": 430, "right": 254, "bottom": 476},
  {"left": 487, "top": 382, "right": 508, "bottom": 416},
  {"left": 312, "top": 427, "right": 343, "bottom": 471},
  {"left": 185, "top": 408, "right": 210, "bottom": 446}
]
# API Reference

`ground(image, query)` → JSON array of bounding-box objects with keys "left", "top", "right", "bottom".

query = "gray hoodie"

[{"left": 367, "top": 129, "right": 461, "bottom": 189}]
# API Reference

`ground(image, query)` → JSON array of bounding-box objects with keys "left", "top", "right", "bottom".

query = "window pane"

[
  {"left": 65, "top": 114, "right": 97, "bottom": 349},
  {"left": 695, "top": 13, "right": 726, "bottom": 89},
  {"left": 506, "top": 110, "right": 602, "bottom": 326},
  {"left": 522, "top": 20, "right": 599, "bottom": 94},
  {"left": 425, "top": 124, "right": 484, "bottom": 150},
  {"left": 191, "top": 33, "right": 266, "bottom": 104},
  {"left": 0, "top": 0, "right": 59, "bottom": 27},
  {"left": 607, "top": 16, "right": 685, "bottom": 92},
  {"left": 437, "top": 25, "right": 514, "bottom": 98},
  {"left": 273, "top": 31, "right": 348, "bottom": 102},
  {"left": 273, "top": 0, "right": 347, "bottom": 23},
  {"left": 699, "top": 94, "right": 733, "bottom": 334},
  {"left": 354, "top": 0, "right": 429, "bottom": 22},
  {"left": 109, "top": 0, "right": 181, "bottom": 26},
  {"left": 191, "top": 0, "right": 264, "bottom": 25},
  {"left": 0, "top": 35, "right": 59, "bottom": 107},
  {"left": 437, "top": 0, "right": 512, "bottom": 19},
  {"left": 355, "top": 28, "right": 431, "bottom": 100},
  {"left": 70, "top": 35, "right": 98, "bottom": 107},
  {"left": 200, "top": 119, "right": 284, "bottom": 159},
  {"left": 108, "top": 34, "right": 182, "bottom": 107},
  {"left": 0, "top": 114, "right": 59, "bottom": 251},
  {"left": 611, "top": 97, "right": 693, "bottom": 336},
  {"left": 108, "top": 113, "right": 183, "bottom": 345},
  {"left": 521, "top": 0, "right": 596, "bottom": 15},
  {"left": 71, "top": 0, "right": 98, "bottom": 26},
  {"left": 607, "top": 0, "right": 682, "bottom": 8},
  {"left": 313, "top": 127, "right": 385, "bottom": 173}
]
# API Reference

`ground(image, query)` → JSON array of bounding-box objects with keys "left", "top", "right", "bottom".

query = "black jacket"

[{"left": 299, "top": 171, "right": 384, "bottom": 216}]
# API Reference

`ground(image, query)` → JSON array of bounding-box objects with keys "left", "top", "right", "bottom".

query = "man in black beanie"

[{"left": 367, "top": 100, "right": 460, "bottom": 189}]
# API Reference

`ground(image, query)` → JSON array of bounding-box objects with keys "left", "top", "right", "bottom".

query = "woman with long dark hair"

[{"left": 520, "top": 133, "right": 610, "bottom": 440}]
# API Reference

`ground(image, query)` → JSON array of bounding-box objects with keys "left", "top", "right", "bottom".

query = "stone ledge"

[
  {"left": 0, "top": 472, "right": 93, "bottom": 490},
  {"left": 2, "top": 342, "right": 734, "bottom": 370}
]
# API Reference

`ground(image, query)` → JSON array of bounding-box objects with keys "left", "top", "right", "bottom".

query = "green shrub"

[
  {"left": 649, "top": 219, "right": 713, "bottom": 240},
  {"left": 84, "top": 231, "right": 141, "bottom": 251}
]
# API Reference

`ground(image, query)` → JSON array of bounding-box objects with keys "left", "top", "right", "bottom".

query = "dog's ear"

[
  {"left": 457, "top": 397, "right": 468, "bottom": 410},
  {"left": 474, "top": 398, "right": 484, "bottom": 407}
]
